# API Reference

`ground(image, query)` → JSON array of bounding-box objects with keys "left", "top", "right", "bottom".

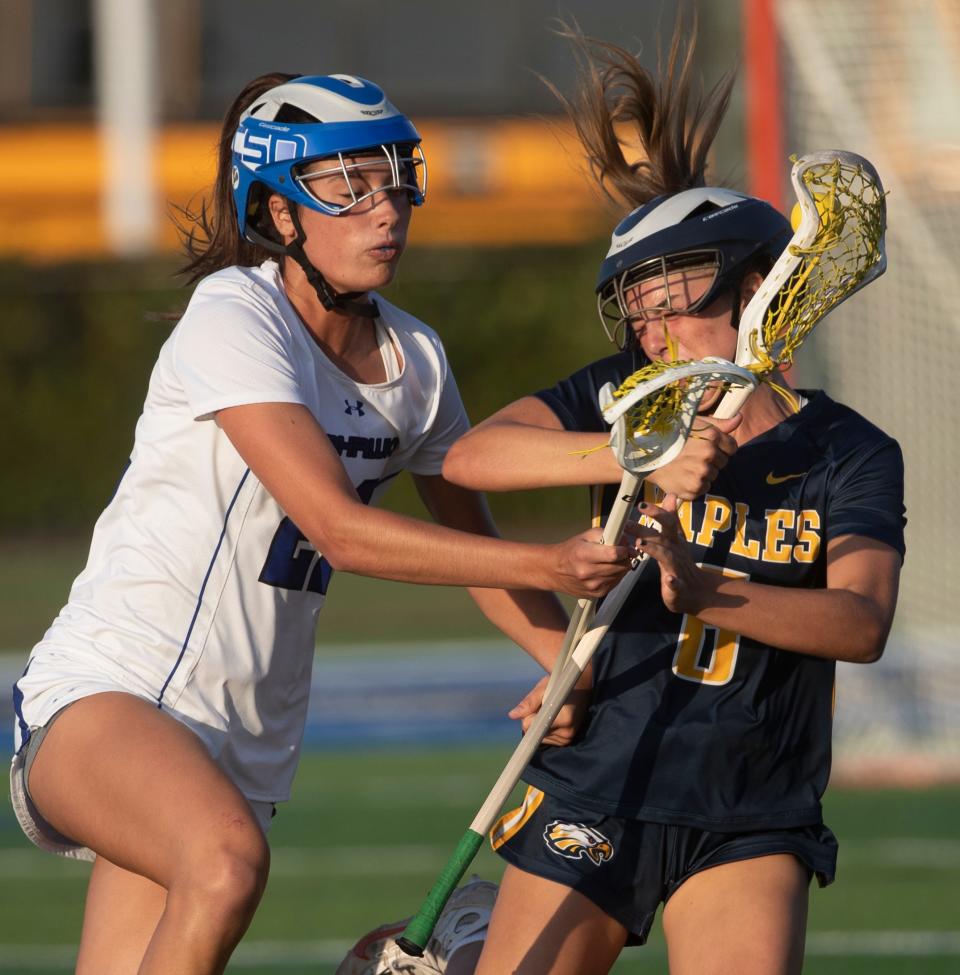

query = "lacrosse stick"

[
  {"left": 396, "top": 356, "right": 755, "bottom": 957},
  {"left": 546, "top": 149, "right": 888, "bottom": 696}
]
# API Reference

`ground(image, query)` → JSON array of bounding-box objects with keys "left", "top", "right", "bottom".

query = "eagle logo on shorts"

[{"left": 543, "top": 821, "right": 614, "bottom": 865}]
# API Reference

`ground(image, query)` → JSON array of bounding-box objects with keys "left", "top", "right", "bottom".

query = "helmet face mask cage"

[
  {"left": 598, "top": 250, "right": 730, "bottom": 349},
  {"left": 594, "top": 189, "right": 793, "bottom": 352},
  {"left": 294, "top": 142, "right": 427, "bottom": 216}
]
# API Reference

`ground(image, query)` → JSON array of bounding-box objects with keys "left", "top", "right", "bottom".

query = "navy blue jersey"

[{"left": 526, "top": 352, "right": 906, "bottom": 831}]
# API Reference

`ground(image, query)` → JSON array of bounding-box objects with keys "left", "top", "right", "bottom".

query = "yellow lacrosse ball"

[{"left": 790, "top": 192, "right": 840, "bottom": 231}]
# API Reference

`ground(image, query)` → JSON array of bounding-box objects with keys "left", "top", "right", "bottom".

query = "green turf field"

[
  {"left": 2, "top": 747, "right": 958, "bottom": 973},
  {"left": 3, "top": 542, "right": 958, "bottom": 972}
]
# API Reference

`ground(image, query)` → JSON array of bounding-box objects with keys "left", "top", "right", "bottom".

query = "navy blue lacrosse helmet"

[
  {"left": 596, "top": 187, "right": 792, "bottom": 349},
  {"left": 231, "top": 74, "right": 426, "bottom": 243}
]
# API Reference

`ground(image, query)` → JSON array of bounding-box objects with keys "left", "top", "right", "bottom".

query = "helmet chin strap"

[{"left": 285, "top": 206, "right": 379, "bottom": 319}]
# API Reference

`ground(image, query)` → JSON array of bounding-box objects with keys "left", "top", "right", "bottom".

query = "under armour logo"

[{"left": 344, "top": 399, "right": 365, "bottom": 417}]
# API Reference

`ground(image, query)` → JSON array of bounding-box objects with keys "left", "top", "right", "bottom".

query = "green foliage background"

[{"left": 1, "top": 244, "right": 613, "bottom": 537}]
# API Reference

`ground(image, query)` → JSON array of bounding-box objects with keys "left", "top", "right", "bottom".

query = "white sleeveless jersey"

[{"left": 13, "top": 261, "right": 469, "bottom": 802}]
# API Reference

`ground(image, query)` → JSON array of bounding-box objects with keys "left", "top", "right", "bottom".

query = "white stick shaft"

[
  {"left": 539, "top": 596, "right": 591, "bottom": 703},
  {"left": 712, "top": 382, "right": 754, "bottom": 422},
  {"left": 468, "top": 549, "right": 647, "bottom": 835},
  {"left": 540, "top": 469, "right": 642, "bottom": 703},
  {"left": 601, "top": 472, "right": 643, "bottom": 545}
]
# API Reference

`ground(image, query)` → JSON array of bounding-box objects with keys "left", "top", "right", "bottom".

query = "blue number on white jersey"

[
  {"left": 259, "top": 517, "right": 331, "bottom": 594},
  {"left": 258, "top": 476, "right": 393, "bottom": 594}
]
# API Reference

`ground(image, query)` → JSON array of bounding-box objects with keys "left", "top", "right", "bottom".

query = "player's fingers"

[
  {"left": 692, "top": 417, "right": 740, "bottom": 456},
  {"left": 536, "top": 709, "right": 576, "bottom": 746},
  {"left": 623, "top": 521, "right": 660, "bottom": 546},
  {"left": 577, "top": 526, "right": 642, "bottom": 563},
  {"left": 700, "top": 415, "right": 742, "bottom": 455},
  {"left": 633, "top": 503, "right": 679, "bottom": 537},
  {"left": 708, "top": 412, "right": 743, "bottom": 433},
  {"left": 582, "top": 538, "right": 636, "bottom": 566},
  {"left": 508, "top": 684, "right": 544, "bottom": 720}
]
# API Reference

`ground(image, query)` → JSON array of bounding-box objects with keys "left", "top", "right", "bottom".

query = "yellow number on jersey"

[{"left": 672, "top": 564, "right": 749, "bottom": 686}]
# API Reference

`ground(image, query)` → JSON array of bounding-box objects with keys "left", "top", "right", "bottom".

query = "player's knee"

[{"left": 178, "top": 827, "right": 270, "bottom": 931}]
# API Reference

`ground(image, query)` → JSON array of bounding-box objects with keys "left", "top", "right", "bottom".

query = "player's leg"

[
  {"left": 661, "top": 854, "right": 809, "bottom": 975},
  {"left": 474, "top": 864, "right": 628, "bottom": 975},
  {"left": 75, "top": 856, "right": 168, "bottom": 974},
  {"left": 26, "top": 691, "right": 270, "bottom": 975}
]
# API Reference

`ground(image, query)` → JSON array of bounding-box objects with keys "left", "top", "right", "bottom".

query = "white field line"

[
  {"left": 0, "top": 844, "right": 451, "bottom": 879},
  {"left": 806, "top": 931, "right": 960, "bottom": 956},
  {"left": 4, "top": 838, "right": 960, "bottom": 880},
  {"left": 0, "top": 940, "right": 350, "bottom": 970},
  {"left": 840, "top": 838, "right": 960, "bottom": 869},
  {"left": 2, "top": 931, "right": 960, "bottom": 970}
]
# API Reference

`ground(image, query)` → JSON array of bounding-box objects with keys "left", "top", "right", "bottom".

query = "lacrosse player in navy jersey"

[
  {"left": 6, "top": 71, "right": 683, "bottom": 975},
  {"left": 441, "top": 25, "right": 905, "bottom": 975}
]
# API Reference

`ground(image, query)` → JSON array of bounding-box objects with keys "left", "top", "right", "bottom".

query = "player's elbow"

[
  {"left": 850, "top": 641, "right": 885, "bottom": 664},
  {"left": 442, "top": 434, "right": 480, "bottom": 489},
  {"left": 300, "top": 503, "right": 367, "bottom": 574},
  {"left": 846, "top": 619, "right": 890, "bottom": 664}
]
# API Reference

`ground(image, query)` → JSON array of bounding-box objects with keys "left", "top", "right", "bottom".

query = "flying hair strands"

[{"left": 545, "top": 15, "right": 736, "bottom": 209}]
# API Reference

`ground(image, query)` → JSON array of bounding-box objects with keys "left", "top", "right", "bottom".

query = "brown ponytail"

[
  {"left": 547, "top": 16, "right": 735, "bottom": 210},
  {"left": 173, "top": 71, "right": 298, "bottom": 284}
]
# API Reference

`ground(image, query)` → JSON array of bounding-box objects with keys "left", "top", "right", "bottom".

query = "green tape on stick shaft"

[{"left": 396, "top": 829, "right": 485, "bottom": 956}]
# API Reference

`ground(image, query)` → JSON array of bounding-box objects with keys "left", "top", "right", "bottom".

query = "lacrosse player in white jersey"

[{"left": 8, "top": 72, "right": 651, "bottom": 975}]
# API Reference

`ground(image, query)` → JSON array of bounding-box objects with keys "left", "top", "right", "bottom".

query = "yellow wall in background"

[{"left": 0, "top": 119, "right": 613, "bottom": 261}]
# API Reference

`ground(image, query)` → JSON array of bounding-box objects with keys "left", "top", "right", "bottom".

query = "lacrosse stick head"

[
  {"left": 600, "top": 358, "right": 756, "bottom": 474},
  {"left": 732, "top": 151, "right": 887, "bottom": 375}
]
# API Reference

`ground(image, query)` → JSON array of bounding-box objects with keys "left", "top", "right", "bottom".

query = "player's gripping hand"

[
  {"left": 549, "top": 528, "right": 636, "bottom": 599},
  {"left": 508, "top": 669, "right": 593, "bottom": 746},
  {"left": 644, "top": 414, "right": 742, "bottom": 500},
  {"left": 631, "top": 494, "right": 713, "bottom": 615}
]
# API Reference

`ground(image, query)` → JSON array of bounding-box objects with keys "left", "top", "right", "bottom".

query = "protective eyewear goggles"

[
  {"left": 597, "top": 250, "right": 727, "bottom": 350},
  {"left": 295, "top": 143, "right": 427, "bottom": 216}
]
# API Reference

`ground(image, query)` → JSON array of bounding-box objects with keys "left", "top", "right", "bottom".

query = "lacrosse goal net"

[{"left": 770, "top": 0, "right": 960, "bottom": 783}]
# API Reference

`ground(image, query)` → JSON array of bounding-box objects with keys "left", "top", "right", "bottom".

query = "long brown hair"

[
  {"left": 173, "top": 72, "right": 298, "bottom": 284},
  {"left": 546, "top": 16, "right": 735, "bottom": 210}
]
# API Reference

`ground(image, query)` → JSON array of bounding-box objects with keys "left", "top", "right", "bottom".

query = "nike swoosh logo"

[{"left": 766, "top": 471, "right": 806, "bottom": 485}]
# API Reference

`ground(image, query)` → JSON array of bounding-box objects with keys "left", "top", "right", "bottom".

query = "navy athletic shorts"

[{"left": 491, "top": 786, "right": 838, "bottom": 944}]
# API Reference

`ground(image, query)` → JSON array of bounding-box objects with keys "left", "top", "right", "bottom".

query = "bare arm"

[
  {"left": 443, "top": 396, "right": 620, "bottom": 490},
  {"left": 443, "top": 395, "right": 741, "bottom": 501},
  {"left": 215, "top": 401, "right": 633, "bottom": 598},
  {"left": 638, "top": 496, "right": 901, "bottom": 663}
]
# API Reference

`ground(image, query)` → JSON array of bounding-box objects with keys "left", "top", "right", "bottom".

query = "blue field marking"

[
  {"left": 2, "top": 627, "right": 958, "bottom": 762},
  {"left": 302, "top": 642, "right": 543, "bottom": 748},
  {"left": 0, "top": 642, "right": 542, "bottom": 755}
]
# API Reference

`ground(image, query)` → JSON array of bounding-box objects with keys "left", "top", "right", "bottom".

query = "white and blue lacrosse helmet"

[
  {"left": 232, "top": 73, "right": 426, "bottom": 234},
  {"left": 596, "top": 188, "right": 791, "bottom": 349},
  {"left": 231, "top": 74, "right": 426, "bottom": 314}
]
